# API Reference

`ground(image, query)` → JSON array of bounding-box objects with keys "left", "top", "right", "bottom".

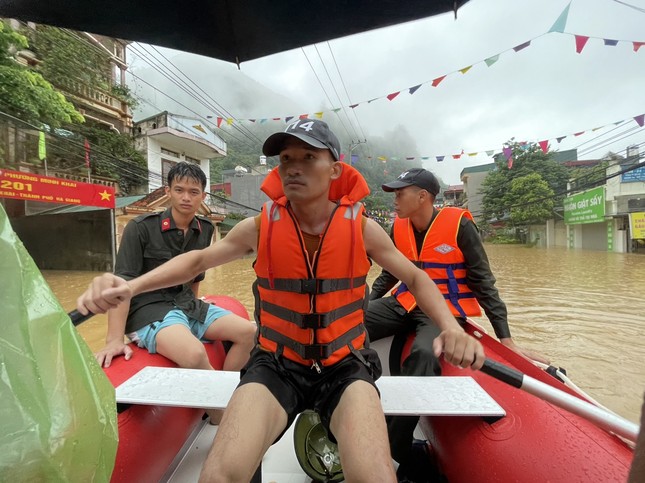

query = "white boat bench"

[{"left": 115, "top": 367, "right": 505, "bottom": 417}]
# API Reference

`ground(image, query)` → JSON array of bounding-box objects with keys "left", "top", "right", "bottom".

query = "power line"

[
  {"left": 469, "top": 147, "right": 645, "bottom": 218},
  {"left": 0, "top": 107, "right": 261, "bottom": 212},
  {"left": 611, "top": 0, "right": 645, "bottom": 14},
  {"left": 21, "top": 31, "right": 270, "bottom": 195},
  {"left": 300, "top": 46, "right": 355, "bottom": 142},
  {"left": 128, "top": 44, "right": 255, "bottom": 146},
  {"left": 312, "top": 44, "right": 360, "bottom": 142},
  {"left": 327, "top": 41, "right": 368, "bottom": 144},
  {"left": 577, "top": 126, "right": 643, "bottom": 158},
  {"left": 129, "top": 43, "right": 259, "bottom": 146},
  {"left": 148, "top": 45, "right": 263, "bottom": 144}
]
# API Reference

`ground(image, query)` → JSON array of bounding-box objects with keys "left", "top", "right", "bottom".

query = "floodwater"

[{"left": 44, "top": 244, "right": 645, "bottom": 423}]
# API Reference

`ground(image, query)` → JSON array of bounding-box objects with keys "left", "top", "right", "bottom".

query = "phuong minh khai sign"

[
  {"left": 564, "top": 186, "right": 605, "bottom": 225},
  {"left": 0, "top": 169, "right": 115, "bottom": 208}
]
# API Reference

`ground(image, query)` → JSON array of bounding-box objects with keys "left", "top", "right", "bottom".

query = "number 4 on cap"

[{"left": 287, "top": 120, "right": 314, "bottom": 132}]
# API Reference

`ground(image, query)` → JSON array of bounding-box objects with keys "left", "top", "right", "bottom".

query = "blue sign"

[{"left": 622, "top": 166, "right": 645, "bottom": 183}]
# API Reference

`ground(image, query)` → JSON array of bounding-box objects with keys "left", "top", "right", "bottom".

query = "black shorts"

[{"left": 238, "top": 347, "right": 383, "bottom": 442}]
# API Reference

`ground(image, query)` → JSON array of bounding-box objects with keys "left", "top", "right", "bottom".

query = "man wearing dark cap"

[
  {"left": 77, "top": 120, "right": 486, "bottom": 482},
  {"left": 365, "top": 167, "right": 549, "bottom": 482}
]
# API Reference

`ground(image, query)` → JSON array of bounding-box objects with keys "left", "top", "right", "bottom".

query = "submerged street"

[{"left": 45, "top": 243, "right": 645, "bottom": 423}]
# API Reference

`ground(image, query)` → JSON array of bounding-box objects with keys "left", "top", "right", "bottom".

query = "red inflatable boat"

[
  {"left": 103, "top": 296, "right": 635, "bottom": 482},
  {"left": 102, "top": 295, "right": 246, "bottom": 482},
  {"left": 390, "top": 320, "right": 635, "bottom": 482}
]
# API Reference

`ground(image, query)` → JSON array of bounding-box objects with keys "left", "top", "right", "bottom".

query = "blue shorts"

[{"left": 128, "top": 305, "right": 232, "bottom": 354}]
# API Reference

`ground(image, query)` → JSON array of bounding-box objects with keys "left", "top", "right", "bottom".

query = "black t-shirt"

[{"left": 115, "top": 207, "right": 214, "bottom": 333}]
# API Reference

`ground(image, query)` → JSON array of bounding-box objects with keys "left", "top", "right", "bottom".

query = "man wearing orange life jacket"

[
  {"left": 77, "top": 120, "right": 486, "bottom": 483},
  {"left": 365, "top": 167, "right": 549, "bottom": 482}
]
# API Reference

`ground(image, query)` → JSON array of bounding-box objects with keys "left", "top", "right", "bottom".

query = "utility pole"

[{"left": 348, "top": 139, "right": 367, "bottom": 163}]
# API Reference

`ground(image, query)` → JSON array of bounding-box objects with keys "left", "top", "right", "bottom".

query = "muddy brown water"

[{"left": 44, "top": 244, "right": 645, "bottom": 423}]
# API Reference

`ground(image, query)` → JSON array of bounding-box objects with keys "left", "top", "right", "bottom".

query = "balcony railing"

[{"left": 57, "top": 78, "right": 126, "bottom": 113}]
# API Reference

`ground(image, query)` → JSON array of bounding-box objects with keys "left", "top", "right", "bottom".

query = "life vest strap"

[
  {"left": 393, "top": 283, "right": 409, "bottom": 298},
  {"left": 433, "top": 277, "right": 468, "bottom": 285},
  {"left": 256, "top": 275, "right": 367, "bottom": 295},
  {"left": 442, "top": 292, "right": 477, "bottom": 300},
  {"left": 395, "top": 283, "right": 476, "bottom": 300},
  {"left": 419, "top": 261, "right": 467, "bottom": 270},
  {"left": 261, "top": 298, "right": 365, "bottom": 329},
  {"left": 259, "top": 324, "right": 365, "bottom": 363}
]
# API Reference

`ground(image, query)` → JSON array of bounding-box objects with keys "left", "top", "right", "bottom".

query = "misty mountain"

[
  {"left": 127, "top": 52, "right": 305, "bottom": 123},
  {"left": 125, "top": 50, "right": 443, "bottom": 193}
]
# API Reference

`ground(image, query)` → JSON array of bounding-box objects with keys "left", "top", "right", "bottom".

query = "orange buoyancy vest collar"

[
  {"left": 254, "top": 163, "right": 371, "bottom": 367},
  {"left": 391, "top": 207, "right": 482, "bottom": 318}
]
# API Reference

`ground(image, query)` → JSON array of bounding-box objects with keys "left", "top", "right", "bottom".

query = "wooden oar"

[
  {"left": 69, "top": 309, "right": 93, "bottom": 326},
  {"left": 481, "top": 358, "right": 640, "bottom": 443}
]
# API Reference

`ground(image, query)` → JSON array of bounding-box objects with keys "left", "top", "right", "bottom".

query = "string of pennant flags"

[
  {"left": 333, "top": 112, "right": 644, "bottom": 167},
  {"left": 200, "top": 110, "right": 645, "bottom": 166},
  {"left": 204, "top": 30, "right": 644, "bottom": 128},
  {"left": 198, "top": 2, "right": 644, "bottom": 163}
]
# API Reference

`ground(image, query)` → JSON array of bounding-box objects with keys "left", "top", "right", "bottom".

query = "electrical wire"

[
  {"left": 312, "top": 44, "right": 360, "bottom": 142},
  {"left": 129, "top": 43, "right": 259, "bottom": 146},
  {"left": 300, "top": 46, "right": 355, "bottom": 142},
  {"left": 0, "top": 108, "right": 261, "bottom": 213},
  {"left": 327, "top": 41, "right": 368, "bottom": 144},
  {"left": 32, "top": 29, "right": 269, "bottom": 181},
  {"left": 148, "top": 44, "right": 263, "bottom": 144}
]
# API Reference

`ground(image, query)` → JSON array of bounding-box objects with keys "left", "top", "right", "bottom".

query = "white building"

[{"left": 134, "top": 112, "right": 226, "bottom": 192}]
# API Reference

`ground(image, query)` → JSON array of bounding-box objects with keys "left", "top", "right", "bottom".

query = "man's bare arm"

[{"left": 77, "top": 217, "right": 258, "bottom": 315}]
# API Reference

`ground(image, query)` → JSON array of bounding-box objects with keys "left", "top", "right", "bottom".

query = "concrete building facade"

[
  {"left": 460, "top": 162, "right": 495, "bottom": 224},
  {"left": 134, "top": 112, "right": 226, "bottom": 193}
]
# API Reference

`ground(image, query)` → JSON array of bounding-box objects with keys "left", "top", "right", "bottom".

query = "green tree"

[
  {"left": 75, "top": 123, "right": 147, "bottom": 194},
  {"left": 481, "top": 141, "right": 569, "bottom": 225},
  {"left": 507, "top": 173, "right": 555, "bottom": 225},
  {"left": 0, "top": 21, "right": 83, "bottom": 127},
  {"left": 568, "top": 159, "right": 609, "bottom": 192},
  {"left": 0, "top": 20, "right": 28, "bottom": 61},
  {"left": 28, "top": 25, "right": 137, "bottom": 109}
]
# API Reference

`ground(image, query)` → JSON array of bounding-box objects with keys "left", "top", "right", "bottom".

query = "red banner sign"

[{"left": 0, "top": 169, "right": 115, "bottom": 208}]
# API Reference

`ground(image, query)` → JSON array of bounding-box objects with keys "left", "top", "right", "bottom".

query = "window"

[
  {"left": 161, "top": 148, "right": 180, "bottom": 158},
  {"left": 162, "top": 159, "right": 177, "bottom": 184},
  {"left": 185, "top": 155, "right": 200, "bottom": 164}
]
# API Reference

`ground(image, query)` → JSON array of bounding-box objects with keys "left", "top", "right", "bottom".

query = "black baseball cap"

[
  {"left": 262, "top": 118, "right": 341, "bottom": 161},
  {"left": 382, "top": 168, "right": 441, "bottom": 196}
]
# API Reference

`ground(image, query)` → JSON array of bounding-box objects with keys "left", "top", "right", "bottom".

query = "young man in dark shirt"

[
  {"left": 94, "top": 162, "right": 256, "bottom": 422},
  {"left": 365, "top": 168, "right": 549, "bottom": 481}
]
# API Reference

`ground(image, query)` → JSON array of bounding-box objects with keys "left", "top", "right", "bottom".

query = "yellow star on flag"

[{"left": 99, "top": 190, "right": 112, "bottom": 201}]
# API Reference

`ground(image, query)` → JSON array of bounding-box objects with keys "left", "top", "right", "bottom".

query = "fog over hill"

[
  {"left": 128, "top": 51, "right": 305, "bottom": 123},
  {"left": 126, "top": 49, "right": 432, "bottom": 186}
]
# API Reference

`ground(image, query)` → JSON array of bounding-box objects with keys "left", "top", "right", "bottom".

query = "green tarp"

[{"left": 0, "top": 204, "right": 117, "bottom": 481}]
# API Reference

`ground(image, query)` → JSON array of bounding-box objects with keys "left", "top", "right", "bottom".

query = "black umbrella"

[{"left": 0, "top": 0, "right": 469, "bottom": 65}]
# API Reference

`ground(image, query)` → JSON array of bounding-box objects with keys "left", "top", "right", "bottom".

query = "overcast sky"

[{"left": 132, "top": 0, "right": 645, "bottom": 185}]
